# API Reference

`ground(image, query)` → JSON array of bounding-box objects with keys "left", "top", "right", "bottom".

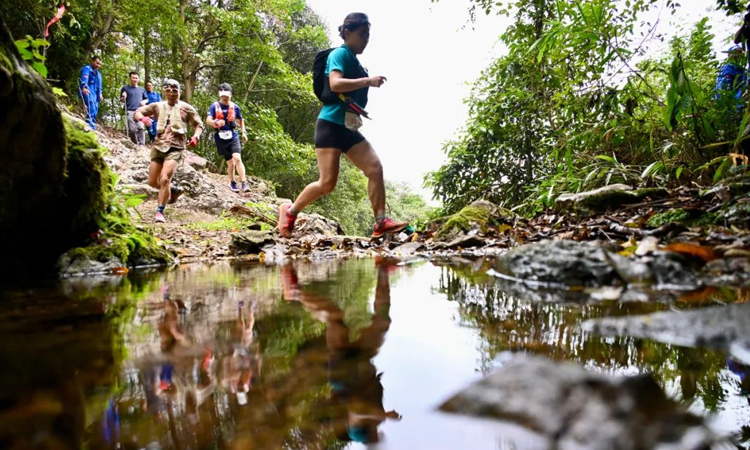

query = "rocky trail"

[{"left": 78, "top": 122, "right": 750, "bottom": 295}]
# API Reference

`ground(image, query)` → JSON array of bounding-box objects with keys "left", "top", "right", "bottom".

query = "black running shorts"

[
  {"left": 314, "top": 119, "right": 365, "bottom": 153},
  {"left": 216, "top": 137, "right": 241, "bottom": 161}
]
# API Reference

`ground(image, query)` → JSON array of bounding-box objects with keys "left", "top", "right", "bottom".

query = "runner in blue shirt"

[
  {"left": 145, "top": 80, "right": 161, "bottom": 143},
  {"left": 79, "top": 55, "right": 103, "bottom": 129}
]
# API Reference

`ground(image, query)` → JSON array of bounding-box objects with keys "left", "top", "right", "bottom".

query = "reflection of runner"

[
  {"left": 727, "top": 357, "right": 750, "bottom": 404},
  {"left": 283, "top": 261, "right": 401, "bottom": 443},
  {"left": 222, "top": 300, "right": 261, "bottom": 406},
  {"left": 101, "top": 398, "right": 120, "bottom": 449}
]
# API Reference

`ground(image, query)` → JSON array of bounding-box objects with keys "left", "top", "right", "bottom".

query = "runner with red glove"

[{"left": 135, "top": 79, "right": 204, "bottom": 223}]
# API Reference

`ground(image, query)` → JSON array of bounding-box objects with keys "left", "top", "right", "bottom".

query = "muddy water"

[{"left": 0, "top": 258, "right": 749, "bottom": 450}]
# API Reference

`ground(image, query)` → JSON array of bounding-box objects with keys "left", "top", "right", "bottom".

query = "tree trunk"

[{"left": 143, "top": 24, "right": 151, "bottom": 82}]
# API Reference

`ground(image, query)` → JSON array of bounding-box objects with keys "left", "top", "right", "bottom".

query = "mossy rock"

[
  {"left": 435, "top": 200, "right": 512, "bottom": 242},
  {"left": 555, "top": 184, "right": 634, "bottom": 213},
  {"left": 556, "top": 185, "right": 670, "bottom": 214},
  {"left": 0, "top": 14, "right": 70, "bottom": 274}
]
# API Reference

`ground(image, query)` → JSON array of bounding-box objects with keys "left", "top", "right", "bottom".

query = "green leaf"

[
  {"left": 17, "top": 47, "right": 33, "bottom": 60},
  {"left": 31, "top": 62, "right": 47, "bottom": 78},
  {"left": 713, "top": 157, "right": 732, "bottom": 183},
  {"left": 595, "top": 154, "right": 617, "bottom": 164},
  {"left": 641, "top": 161, "right": 662, "bottom": 179},
  {"left": 676, "top": 167, "right": 684, "bottom": 180},
  {"left": 14, "top": 39, "right": 30, "bottom": 49}
]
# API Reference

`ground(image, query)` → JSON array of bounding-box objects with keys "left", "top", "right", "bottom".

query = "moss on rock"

[
  {"left": 646, "top": 209, "right": 693, "bottom": 228},
  {"left": 435, "top": 200, "right": 511, "bottom": 242}
]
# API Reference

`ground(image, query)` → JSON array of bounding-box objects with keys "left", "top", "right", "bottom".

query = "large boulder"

[
  {"left": 440, "top": 355, "right": 715, "bottom": 450},
  {"left": 0, "top": 16, "right": 113, "bottom": 275}
]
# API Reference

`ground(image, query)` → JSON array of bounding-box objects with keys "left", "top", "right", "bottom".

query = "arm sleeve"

[
  {"left": 207, "top": 104, "right": 215, "bottom": 118},
  {"left": 326, "top": 48, "right": 348, "bottom": 76},
  {"left": 141, "top": 89, "right": 148, "bottom": 100},
  {"left": 235, "top": 106, "right": 242, "bottom": 120},
  {"left": 97, "top": 73, "right": 102, "bottom": 97}
]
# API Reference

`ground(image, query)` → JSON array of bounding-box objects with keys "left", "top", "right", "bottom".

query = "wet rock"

[
  {"left": 230, "top": 231, "right": 276, "bottom": 255},
  {"left": 584, "top": 302, "right": 750, "bottom": 364},
  {"left": 494, "top": 240, "right": 700, "bottom": 289},
  {"left": 392, "top": 241, "right": 425, "bottom": 255},
  {"left": 56, "top": 250, "right": 123, "bottom": 276},
  {"left": 495, "top": 240, "right": 619, "bottom": 287},
  {"left": 440, "top": 355, "right": 715, "bottom": 450},
  {"left": 435, "top": 200, "right": 512, "bottom": 243}
]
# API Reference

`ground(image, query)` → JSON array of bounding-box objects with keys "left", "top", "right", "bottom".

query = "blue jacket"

[
  {"left": 146, "top": 90, "right": 161, "bottom": 104},
  {"left": 715, "top": 62, "right": 746, "bottom": 100},
  {"left": 79, "top": 64, "right": 102, "bottom": 100}
]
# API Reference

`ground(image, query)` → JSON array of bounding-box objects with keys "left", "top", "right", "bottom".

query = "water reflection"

[
  {"left": 1, "top": 259, "right": 750, "bottom": 449},
  {"left": 283, "top": 261, "right": 401, "bottom": 444}
]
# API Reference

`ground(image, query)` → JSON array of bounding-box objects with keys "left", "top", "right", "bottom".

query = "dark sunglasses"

[{"left": 163, "top": 87, "right": 179, "bottom": 93}]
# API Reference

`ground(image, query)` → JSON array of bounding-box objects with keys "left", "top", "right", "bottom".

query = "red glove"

[
  {"left": 140, "top": 117, "right": 153, "bottom": 127},
  {"left": 188, "top": 136, "right": 199, "bottom": 147}
]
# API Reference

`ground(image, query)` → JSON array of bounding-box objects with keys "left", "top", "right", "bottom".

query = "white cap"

[{"left": 219, "top": 90, "right": 231, "bottom": 97}]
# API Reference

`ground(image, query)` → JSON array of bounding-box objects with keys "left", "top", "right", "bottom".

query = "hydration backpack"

[
  {"left": 313, "top": 48, "right": 339, "bottom": 104},
  {"left": 312, "top": 48, "right": 369, "bottom": 109}
]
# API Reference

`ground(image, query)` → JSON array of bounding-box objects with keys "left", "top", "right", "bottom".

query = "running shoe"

[
  {"left": 371, "top": 217, "right": 408, "bottom": 238},
  {"left": 155, "top": 212, "right": 166, "bottom": 223},
  {"left": 278, "top": 203, "right": 297, "bottom": 238},
  {"left": 229, "top": 181, "right": 239, "bottom": 193},
  {"left": 168, "top": 186, "right": 183, "bottom": 204}
]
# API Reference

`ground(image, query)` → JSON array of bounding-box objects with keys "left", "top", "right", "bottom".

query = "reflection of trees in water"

[{"left": 437, "top": 266, "right": 733, "bottom": 414}]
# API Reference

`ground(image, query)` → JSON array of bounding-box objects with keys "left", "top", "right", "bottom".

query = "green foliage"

[
  {"left": 63, "top": 117, "right": 172, "bottom": 266},
  {"left": 186, "top": 215, "right": 269, "bottom": 232},
  {"left": 428, "top": 0, "right": 749, "bottom": 216},
  {"left": 14, "top": 36, "right": 49, "bottom": 77},
  {"left": 646, "top": 208, "right": 692, "bottom": 227}
]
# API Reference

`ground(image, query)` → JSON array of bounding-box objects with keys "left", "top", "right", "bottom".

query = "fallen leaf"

[{"left": 664, "top": 242, "right": 718, "bottom": 262}]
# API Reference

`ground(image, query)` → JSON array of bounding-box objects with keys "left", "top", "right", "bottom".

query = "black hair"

[
  {"left": 129, "top": 71, "right": 139, "bottom": 78},
  {"left": 218, "top": 82, "right": 232, "bottom": 92},
  {"left": 91, "top": 55, "right": 101, "bottom": 61},
  {"left": 145, "top": 80, "right": 153, "bottom": 85},
  {"left": 338, "top": 12, "right": 370, "bottom": 39}
]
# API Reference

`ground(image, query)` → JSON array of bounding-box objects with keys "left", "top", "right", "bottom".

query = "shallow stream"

[{"left": 1, "top": 258, "right": 749, "bottom": 449}]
